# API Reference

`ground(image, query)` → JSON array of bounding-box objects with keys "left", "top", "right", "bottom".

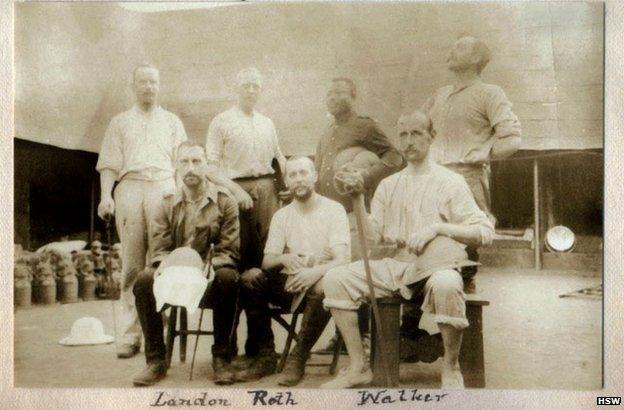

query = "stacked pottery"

[
  {"left": 34, "top": 261, "right": 56, "bottom": 305},
  {"left": 91, "top": 241, "right": 106, "bottom": 297},
  {"left": 57, "top": 258, "right": 79, "bottom": 304},
  {"left": 14, "top": 263, "right": 33, "bottom": 308},
  {"left": 77, "top": 257, "right": 97, "bottom": 301}
]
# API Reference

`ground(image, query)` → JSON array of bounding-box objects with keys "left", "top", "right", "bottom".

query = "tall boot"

[{"left": 278, "top": 295, "right": 331, "bottom": 386}]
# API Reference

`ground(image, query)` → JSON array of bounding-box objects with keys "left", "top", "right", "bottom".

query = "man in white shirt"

[
  {"left": 96, "top": 63, "right": 187, "bottom": 358},
  {"left": 321, "top": 111, "right": 494, "bottom": 389},
  {"left": 205, "top": 68, "right": 287, "bottom": 370},
  {"left": 234, "top": 156, "right": 351, "bottom": 384}
]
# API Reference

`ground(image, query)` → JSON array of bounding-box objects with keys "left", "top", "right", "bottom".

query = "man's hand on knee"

[{"left": 240, "top": 268, "right": 266, "bottom": 291}]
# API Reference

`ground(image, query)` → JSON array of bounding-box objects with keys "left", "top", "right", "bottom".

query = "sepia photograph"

[{"left": 8, "top": 0, "right": 609, "bottom": 403}]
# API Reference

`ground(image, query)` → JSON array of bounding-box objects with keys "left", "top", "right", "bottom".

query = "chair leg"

[
  {"left": 165, "top": 306, "right": 178, "bottom": 369},
  {"left": 189, "top": 309, "right": 205, "bottom": 381},
  {"left": 179, "top": 308, "right": 188, "bottom": 363},
  {"left": 277, "top": 312, "right": 300, "bottom": 373},
  {"left": 329, "top": 333, "right": 343, "bottom": 375}
]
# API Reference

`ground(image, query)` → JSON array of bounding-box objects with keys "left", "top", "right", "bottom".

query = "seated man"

[
  {"left": 132, "top": 141, "right": 240, "bottom": 386},
  {"left": 236, "top": 156, "right": 351, "bottom": 384},
  {"left": 321, "top": 111, "right": 494, "bottom": 389}
]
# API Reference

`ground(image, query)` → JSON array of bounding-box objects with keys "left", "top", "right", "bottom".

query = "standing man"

[
  {"left": 96, "top": 63, "right": 187, "bottom": 358},
  {"left": 321, "top": 112, "right": 494, "bottom": 389},
  {"left": 237, "top": 156, "right": 351, "bottom": 384},
  {"left": 132, "top": 141, "right": 240, "bottom": 386},
  {"left": 205, "top": 67, "right": 286, "bottom": 369},
  {"left": 314, "top": 77, "right": 403, "bottom": 353},
  {"left": 421, "top": 35, "right": 521, "bottom": 289}
]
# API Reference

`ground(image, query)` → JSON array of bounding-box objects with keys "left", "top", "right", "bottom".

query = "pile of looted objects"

[{"left": 14, "top": 241, "right": 122, "bottom": 308}]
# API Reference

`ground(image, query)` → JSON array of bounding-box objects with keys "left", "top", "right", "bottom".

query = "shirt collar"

[
  {"left": 451, "top": 78, "right": 481, "bottom": 94},
  {"left": 173, "top": 181, "right": 219, "bottom": 207},
  {"left": 233, "top": 105, "right": 256, "bottom": 119},
  {"left": 132, "top": 104, "right": 161, "bottom": 118}
]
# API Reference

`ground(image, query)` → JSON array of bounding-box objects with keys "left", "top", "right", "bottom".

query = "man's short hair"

[
  {"left": 236, "top": 67, "right": 263, "bottom": 87},
  {"left": 133, "top": 63, "right": 159, "bottom": 83},
  {"left": 459, "top": 36, "right": 491, "bottom": 74},
  {"left": 397, "top": 111, "right": 433, "bottom": 136},
  {"left": 332, "top": 77, "right": 357, "bottom": 99},
  {"left": 175, "top": 141, "right": 206, "bottom": 159},
  {"left": 284, "top": 155, "right": 316, "bottom": 174}
]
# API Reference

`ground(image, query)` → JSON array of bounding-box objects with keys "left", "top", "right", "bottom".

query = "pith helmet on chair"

[{"left": 153, "top": 247, "right": 209, "bottom": 315}]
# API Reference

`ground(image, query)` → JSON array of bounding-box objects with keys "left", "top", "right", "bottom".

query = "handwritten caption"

[{"left": 149, "top": 389, "right": 448, "bottom": 407}]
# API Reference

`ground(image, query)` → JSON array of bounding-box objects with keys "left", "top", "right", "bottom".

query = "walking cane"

[
  {"left": 103, "top": 215, "right": 119, "bottom": 344},
  {"left": 334, "top": 172, "right": 393, "bottom": 387}
]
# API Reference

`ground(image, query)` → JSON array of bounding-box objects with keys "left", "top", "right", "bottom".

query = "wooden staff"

[{"left": 351, "top": 192, "right": 392, "bottom": 387}]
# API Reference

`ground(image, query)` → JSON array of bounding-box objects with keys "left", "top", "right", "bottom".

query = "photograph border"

[{"left": 1, "top": 0, "right": 622, "bottom": 407}]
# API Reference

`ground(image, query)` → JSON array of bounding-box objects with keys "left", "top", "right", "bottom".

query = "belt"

[
  {"left": 121, "top": 170, "right": 174, "bottom": 182},
  {"left": 444, "top": 162, "right": 488, "bottom": 171}
]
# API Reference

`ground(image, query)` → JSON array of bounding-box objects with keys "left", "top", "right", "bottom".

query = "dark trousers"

[
  {"left": 238, "top": 269, "right": 330, "bottom": 357},
  {"left": 133, "top": 266, "right": 239, "bottom": 364},
  {"left": 236, "top": 176, "right": 279, "bottom": 271}
]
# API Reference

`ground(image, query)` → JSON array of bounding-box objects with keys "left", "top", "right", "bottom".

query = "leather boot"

[
  {"left": 212, "top": 356, "right": 235, "bottom": 385},
  {"left": 277, "top": 295, "right": 331, "bottom": 386},
  {"left": 233, "top": 353, "right": 278, "bottom": 382},
  {"left": 132, "top": 362, "right": 167, "bottom": 386}
]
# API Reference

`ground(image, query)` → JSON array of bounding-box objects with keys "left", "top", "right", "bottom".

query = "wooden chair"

[
  {"left": 370, "top": 294, "right": 490, "bottom": 388},
  {"left": 165, "top": 305, "right": 214, "bottom": 380},
  {"left": 271, "top": 303, "right": 343, "bottom": 375}
]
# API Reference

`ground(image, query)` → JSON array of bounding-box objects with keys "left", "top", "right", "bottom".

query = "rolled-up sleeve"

[
  {"left": 270, "top": 121, "right": 287, "bottom": 171},
  {"left": 149, "top": 199, "right": 174, "bottom": 267},
  {"left": 211, "top": 195, "right": 240, "bottom": 269},
  {"left": 443, "top": 180, "right": 494, "bottom": 246},
  {"left": 96, "top": 116, "right": 123, "bottom": 176},
  {"left": 486, "top": 86, "right": 521, "bottom": 141},
  {"left": 205, "top": 116, "right": 224, "bottom": 165}
]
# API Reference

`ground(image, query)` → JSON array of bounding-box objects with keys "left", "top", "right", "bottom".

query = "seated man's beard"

[
  {"left": 183, "top": 173, "right": 202, "bottom": 186},
  {"left": 293, "top": 187, "right": 313, "bottom": 201}
]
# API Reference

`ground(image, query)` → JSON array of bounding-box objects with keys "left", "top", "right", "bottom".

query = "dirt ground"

[{"left": 13, "top": 268, "right": 602, "bottom": 390}]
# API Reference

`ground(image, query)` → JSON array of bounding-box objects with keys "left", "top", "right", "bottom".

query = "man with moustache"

[
  {"left": 237, "top": 156, "right": 351, "bottom": 384},
  {"left": 132, "top": 141, "right": 240, "bottom": 386},
  {"left": 321, "top": 111, "right": 494, "bottom": 389},
  {"left": 313, "top": 77, "right": 404, "bottom": 354},
  {"left": 96, "top": 63, "right": 187, "bottom": 358},
  {"left": 205, "top": 67, "right": 287, "bottom": 376}
]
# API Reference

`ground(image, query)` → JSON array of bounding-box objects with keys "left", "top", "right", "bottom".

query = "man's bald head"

[
  {"left": 397, "top": 111, "right": 432, "bottom": 136},
  {"left": 285, "top": 156, "right": 316, "bottom": 174}
]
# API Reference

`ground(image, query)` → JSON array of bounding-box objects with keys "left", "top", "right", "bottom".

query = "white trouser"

[{"left": 113, "top": 177, "right": 175, "bottom": 347}]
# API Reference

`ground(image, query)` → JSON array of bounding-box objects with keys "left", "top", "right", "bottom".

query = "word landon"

[
  {"left": 247, "top": 390, "right": 298, "bottom": 406},
  {"left": 150, "top": 392, "right": 231, "bottom": 407},
  {"left": 357, "top": 389, "right": 449, "bottom": 405}
]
